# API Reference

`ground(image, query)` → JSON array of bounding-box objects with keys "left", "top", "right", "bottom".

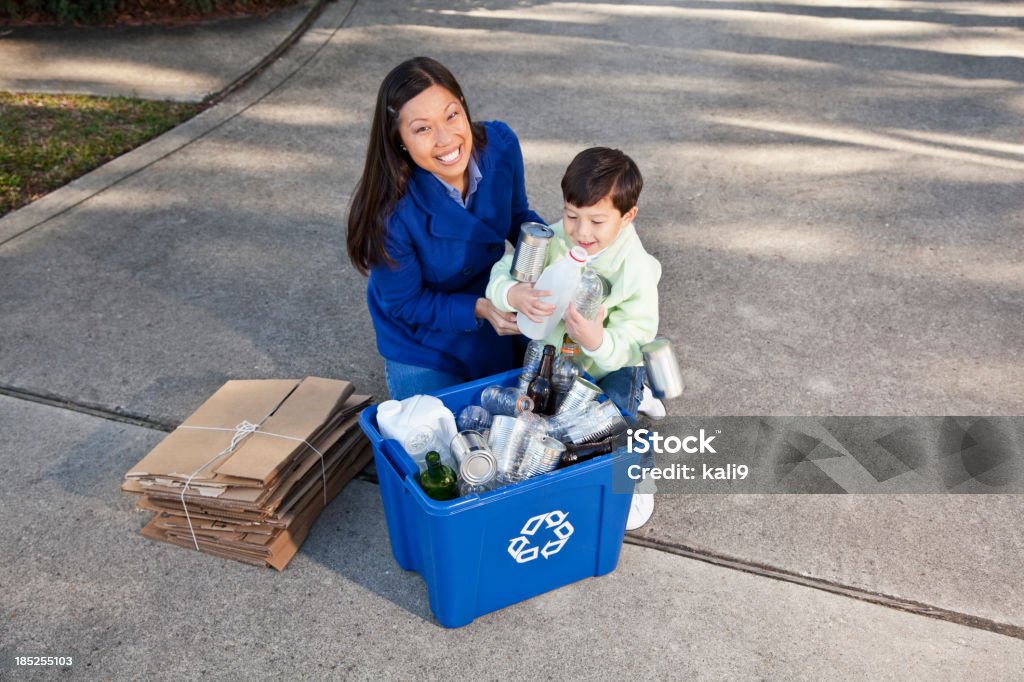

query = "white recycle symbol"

[{"left": 507, "top": 510, "right": 574, "bottom": 564}]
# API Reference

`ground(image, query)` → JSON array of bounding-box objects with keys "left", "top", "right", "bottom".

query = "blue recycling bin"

[{"left": 358, "top": 369, "right": 638, "bottom": 628}]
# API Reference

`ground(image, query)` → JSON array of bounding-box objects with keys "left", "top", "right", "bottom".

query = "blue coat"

[{"left": 367, "top": 120, "right": 545, "bottom": 378}]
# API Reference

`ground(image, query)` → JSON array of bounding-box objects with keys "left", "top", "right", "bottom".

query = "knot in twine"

[{"left": 174, "top": 418, "right": 328, "bottom": 551}]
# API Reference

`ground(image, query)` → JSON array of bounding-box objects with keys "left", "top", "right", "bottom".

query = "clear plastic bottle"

[
  {"left": 480, "top": 385, "right": 534, "bottom": 416},
  {"left": 520, "top": 339, "right": 546, "bottom": 380},
  {"left": 573, "top": 268, "right": 605, "bottom": 320},
  {"left": 517, "top": 246, "right": 588, "bottom": 340},
  {"left": 458, "top": 480, "right": 491, "bottom": 496},
  {"left": 456, "top": 404, "right": 492, "bottom": 432}
]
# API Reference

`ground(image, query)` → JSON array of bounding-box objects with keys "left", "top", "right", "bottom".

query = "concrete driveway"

[{"left": 1, "top": 0, "right": 1022, "bottom": 677}]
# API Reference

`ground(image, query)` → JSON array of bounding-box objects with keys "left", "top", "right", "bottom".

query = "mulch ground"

[{"left": 2, "top": 0, "right": 305, "bottom": 27}]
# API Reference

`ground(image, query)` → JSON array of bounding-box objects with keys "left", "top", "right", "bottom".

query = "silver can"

[
  {"left": 641, "top": 336, "right": 684, "bottom": 399},
  {"left": 516, "top": 435, "right": 566, "bottom": 479},
  {"left": 565, "top": 401, "right": 627, "bottom": 444},
  {"left": 510, "top": 223, "right": 554, "bottom": 283},
  {"left": 555, "top": 375, "right": 603, "bottom": 415},
  {"left": 450, "top": 430, "right": 497, "bottom": 486}
]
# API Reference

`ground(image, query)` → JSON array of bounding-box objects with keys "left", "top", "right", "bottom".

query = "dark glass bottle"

[
  {"left": 551, "top": 334, "right": 583, "bottom": 411},
  {"left": 558, "top": 437, "right": 615, "bottom": 468},
  {"left": 527, "top": 344, "right": 556, "bottom": 415},
  {"left": 418, "top": 451, "right": 458, "bottom": 501}
]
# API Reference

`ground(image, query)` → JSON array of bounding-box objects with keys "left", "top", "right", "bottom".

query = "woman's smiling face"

[{"left": 397, "top": 84, "right": 473, "bottom": 192}]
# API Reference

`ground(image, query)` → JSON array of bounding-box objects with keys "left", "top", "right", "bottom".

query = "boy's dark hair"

[{"left": 561, "top": 147, "right": 643, "bottom": 215}]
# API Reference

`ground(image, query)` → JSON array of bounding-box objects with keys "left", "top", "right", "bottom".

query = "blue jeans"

[
  {"left": 596, "top": 365, "right": 645, "bottom": 420},
  {"left": 598, "top": 365, "right": 656, "bottom": 493},
  {"left": 384, "top": 359, "right": 469, "bottom": 400}
]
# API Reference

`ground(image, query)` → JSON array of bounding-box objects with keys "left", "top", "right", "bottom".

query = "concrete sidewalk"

[
  {"left": 0, "top": 0, "right": 324, "bottom": 102},
  {"left": 1, "top": 0, "right": 1022, "bottom": 678}
]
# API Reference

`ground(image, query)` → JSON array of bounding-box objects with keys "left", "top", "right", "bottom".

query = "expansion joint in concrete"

[{"left": 625, "top": 535, "right": 1024, "bottom": 642}]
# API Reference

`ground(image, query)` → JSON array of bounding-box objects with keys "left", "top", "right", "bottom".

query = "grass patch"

[{"left": 0, "top": 92, "right": 202, "bottom": 217}]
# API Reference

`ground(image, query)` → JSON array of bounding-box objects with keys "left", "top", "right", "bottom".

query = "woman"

[{"left": 347, "top": 57, "right": 545, "bottom": 399}]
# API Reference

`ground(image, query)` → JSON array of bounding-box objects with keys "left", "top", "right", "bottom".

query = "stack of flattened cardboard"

[{"left": 122, "top": 377, "right": 372, "bottom": 570}]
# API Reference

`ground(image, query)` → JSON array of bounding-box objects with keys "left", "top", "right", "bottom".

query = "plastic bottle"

[
  {"left": 456, "top": 404, "right": 492, "bottom": 432},
  {"left": 573, "top": 268, "right": 605, "bottom": 320},
  {"left": 418, "top": 451, "right": 458, "bottom": 500},
  {"left": 458, "top": 481, "right": 490, "bottom": 496},
  {"left": 517, "top": 246, "right": 588, "bottom": 340},
  {"left": 518, "top": 339, "right": 547, "bottom": 393},
  {"left": 521, "top": 339, "right": 547, "bottom": 379},
  {"left": 480, "top": 385, "right": 534, "bottom": 416}
]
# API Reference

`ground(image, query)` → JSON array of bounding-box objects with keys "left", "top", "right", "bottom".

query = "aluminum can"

[
  {"left": 517, "top": 436, "right": 566, "bottom": 479},
  {"left": 641, "top": 336, "right": 684, "bottom": 399},
  {"left": 565, "top": 401, "right": 627, "bottom": 444},
  {"left": 511, "top": 223, "right": 554, "bottom": 283},
  {"left": 555, "top": 375, "right": 603, "bottom": 415},
  {"left": 450, "top": 430, "right": 497, "bottom": 487}
]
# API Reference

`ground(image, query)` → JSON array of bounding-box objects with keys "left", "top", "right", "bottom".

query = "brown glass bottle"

[
  {"left": 558, "top": 437, "right": 615, "bottom": 468},
  {"left": 527, "top": 344, "right": 556, "bottom": 415}
]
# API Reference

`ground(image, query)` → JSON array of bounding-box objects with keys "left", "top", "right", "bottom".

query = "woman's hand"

[
  {"left": 475, "top": 298, "right": 520, "bottom": 336},
  {"left": 564, "top": 303, "right": 605, "bottom": 352},
  {"left": 507, "top": 283, "right": 555, "bottom": 323}
]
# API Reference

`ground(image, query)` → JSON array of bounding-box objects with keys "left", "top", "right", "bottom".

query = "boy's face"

[{"left": 563, "top": 195, "right": 638, "bottom": 255}]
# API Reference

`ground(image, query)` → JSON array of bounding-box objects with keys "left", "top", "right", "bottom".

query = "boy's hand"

[
  {"left": 564, "top": 303, "right": 604, "bottom": 352},
  {"left": 507, "top": 283, "right": 556, "bottom": 323}
]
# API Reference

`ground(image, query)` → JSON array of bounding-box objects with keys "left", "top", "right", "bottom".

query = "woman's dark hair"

[
  {"left": 346, "top": 56, "right": 487, "bottom": 275},
  {"left": 561, "top": 147, "right": 643, "bottom": 215}
]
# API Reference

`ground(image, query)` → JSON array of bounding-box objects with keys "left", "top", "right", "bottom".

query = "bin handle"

[{"left": 381, "top": 438, "right": 419, "bottom": 481}]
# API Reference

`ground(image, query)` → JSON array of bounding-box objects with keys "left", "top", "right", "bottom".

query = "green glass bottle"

[{"left": 418, "top": 451, "right": 458, "bottom": 501}]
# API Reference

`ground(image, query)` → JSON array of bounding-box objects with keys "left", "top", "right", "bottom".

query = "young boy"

[{"left": 485, "top": 147, "right": 662, "bottom": 528}]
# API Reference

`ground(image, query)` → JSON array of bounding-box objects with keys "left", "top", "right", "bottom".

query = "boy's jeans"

[
  {"left": 597, "top": 365, "right": 657, "bottom": 494},
  {"left": 596, "top": 365, "right": 645, "bottom": 417}
]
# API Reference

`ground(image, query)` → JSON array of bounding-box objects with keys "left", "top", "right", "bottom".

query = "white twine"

[{"left": 174, "top": 421, "right": 328, "bottom": 551}]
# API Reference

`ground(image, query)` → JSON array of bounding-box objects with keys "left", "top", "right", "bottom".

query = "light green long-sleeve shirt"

[{"left": 486, "top": 219, "right": 661, "bottom": 380}]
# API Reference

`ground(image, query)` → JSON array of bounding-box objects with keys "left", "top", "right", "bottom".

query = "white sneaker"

[
  {"left": 625, "top": 492, "right": 654, "bottom": 531},
  {"left": 638, "top": 384, "right": 666, "bottom": 419}
]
